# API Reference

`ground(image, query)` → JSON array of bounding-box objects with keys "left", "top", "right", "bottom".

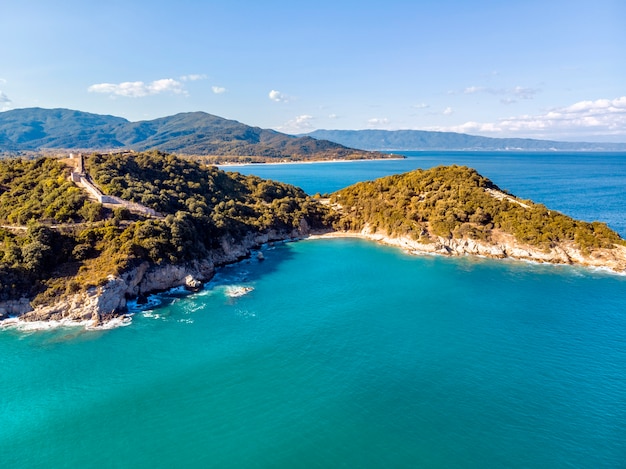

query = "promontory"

[{"left": 1, "top": 152, "right": 624, "bottom": 327}]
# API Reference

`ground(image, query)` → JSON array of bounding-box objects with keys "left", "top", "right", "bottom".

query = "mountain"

[
  {"left": 304, "top": 129, "right": 626, "bottom": 152},
  {"left": 0, "top": 108, "right": 127, "bottom": 150},
  {"left": 0, "top": 108, "right": 387, "bottom": 161}
]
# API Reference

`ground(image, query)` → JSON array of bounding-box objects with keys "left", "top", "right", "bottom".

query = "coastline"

[
  {"left": 3, "top": 226, "right": 625, "bottom": 332},
  {"left": 306, "top": 229, "right": 626, "bottom": 275},
  {"left": 0, "top": 227, "right": 310, "bottom": 331},
  {"left": 217, "top": 156, "right": 405, "bottom": 168}
]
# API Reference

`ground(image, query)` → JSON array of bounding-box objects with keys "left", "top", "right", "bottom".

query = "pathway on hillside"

[{"left": 66, "top": 156, "right": 163, "bottom": 219}]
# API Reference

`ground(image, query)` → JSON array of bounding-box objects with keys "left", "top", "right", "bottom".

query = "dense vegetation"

[
  {"left": 0, "top": 151, "right": 332, "bottom": 303},
  {"left": 2, "top": 156, "right": 623, "bottom": 309},
  {"left": 331, "top": 165, "right": 624, "bottom": 250},
  {"left": 0, "top": 157, "right": 104, "bottom": 224}
]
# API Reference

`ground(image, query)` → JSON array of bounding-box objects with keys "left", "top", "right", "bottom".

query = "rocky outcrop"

[
  {"left": 0, "top": 298, "right": 31, "bottom": 319},
  {"left": 1, "top": 225, "right": 310, "bottom": 327}
]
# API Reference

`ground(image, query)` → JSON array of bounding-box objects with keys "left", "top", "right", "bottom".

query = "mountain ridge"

[
  {"left": 304, "top": 129, "right": 626, "bottom": 152},
  {"left": 0, "top": 108, "right": 387, "bottom": 161}
]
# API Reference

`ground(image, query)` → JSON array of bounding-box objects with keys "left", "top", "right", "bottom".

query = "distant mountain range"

[
  {"left": 304, "top": 129, "right": 626, "bottom": 152},
  {"left": 0, "top": 108, "right": 383, "bottom": 161},
  {"left": 3, "top": 108, "right": 624, "bottom": 158}
]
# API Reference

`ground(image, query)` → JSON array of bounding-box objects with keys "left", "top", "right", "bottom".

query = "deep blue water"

[
  {"left": 1, "top": 152, "right": 625, "bottom": 468},
  {"left": 227, "top": 151, "right": 626, "bottom": 236}
]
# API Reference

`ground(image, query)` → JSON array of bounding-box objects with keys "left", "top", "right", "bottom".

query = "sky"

[{"left": 1, "top": 0, "right": 625, "bottom": 142}]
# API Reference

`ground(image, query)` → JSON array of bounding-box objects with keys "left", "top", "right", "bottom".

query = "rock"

[
  {"left": 91, "top": 311, "right": 101, "bottom": 327},
  {"left": 0, "top": 298, "right": 32, "bottom": 318},
  {"left": 184, "top": 275, "right": 203, "bottom": 291}
]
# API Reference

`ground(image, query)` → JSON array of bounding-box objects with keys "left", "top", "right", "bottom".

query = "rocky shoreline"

[
  {"left": 3, "top": 220, "right": 625, "bottom": 330},
  {"left": 310, "top": 225, "right": 626, "bottom": 273},
  {"left": 0, "top": 225, "right": 311, "bottom": 329}
]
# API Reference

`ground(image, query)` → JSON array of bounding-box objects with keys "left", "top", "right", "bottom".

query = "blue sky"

[{"left": 1, "top": 0, "right": 625, "bottom": 141}]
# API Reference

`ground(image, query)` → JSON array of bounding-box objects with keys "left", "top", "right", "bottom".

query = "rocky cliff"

[{"left": 0, "top": 224, "right": 310, "bottom": 327}]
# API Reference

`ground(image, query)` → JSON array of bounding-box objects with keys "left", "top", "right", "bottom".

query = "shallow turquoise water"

[
  {"left": 2, "top": 239, "right": 625, "bottom": 468},
  {"left": 2, "top": 152, "right": 626, "bottom": 468}
]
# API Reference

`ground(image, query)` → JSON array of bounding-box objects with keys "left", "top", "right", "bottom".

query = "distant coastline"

[
  {"left": 217, "top": 155, "right": 406, "bottom": 168},
  {"left": 303, "top": 129, "right": 626, "bottom": 153}
]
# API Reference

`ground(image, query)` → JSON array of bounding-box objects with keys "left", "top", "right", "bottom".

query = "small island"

[{"left": 1, "top": 152, "right": 624, "bottom": 327}]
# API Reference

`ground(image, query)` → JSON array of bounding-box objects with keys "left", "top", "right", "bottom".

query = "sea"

[{"left": 1, "top": 151, "right": 625, "bottom": 468}]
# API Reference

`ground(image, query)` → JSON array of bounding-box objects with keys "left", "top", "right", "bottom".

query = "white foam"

[
  {"left": 183, "top": 303, "right": 204, "bottom": 314},
  {"left": 141, "top": 310, "right": 164, "bottom": 320},
  {"left": 0, "top": 315, "right": 131, "bottom": 332},
  {"left": 86, "top": 316, "right": 132, "bottom": 330},
  {"left": 0, "top": 317, "right": 88, "bottom": 331},
  {"left": 127, "top": 296, "right": 163, "bottom": 312},
  {"left": 235, "top": 309, "right": 256, "bottom": 318},
  {"left": 224, "top": 285, "right": 254, "bottom": 297},
  {"left": 584, "top": 265, "right": 626, "bottom": 277}
]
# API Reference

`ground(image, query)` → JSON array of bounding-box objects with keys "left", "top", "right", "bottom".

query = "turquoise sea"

[{"left": 2, "top": 152, "right": 626, "bottom": 468}]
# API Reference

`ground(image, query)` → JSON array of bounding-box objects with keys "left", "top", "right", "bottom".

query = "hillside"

[
  {"left": 305, "top": 129, "right": 626, "bottom": 152},
  {"left": 329, "top": 165, "right": 626, "bottom": 268},
  {"left": 0, "top": 108, "right": 389, "bottom": 162},
  {"left": 0, "top": 151, "right": 332, "bottom": 321}
]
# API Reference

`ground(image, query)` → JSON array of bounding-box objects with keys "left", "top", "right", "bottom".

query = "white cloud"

[
  {"left": 443, "top": 107, "right": 454, "bottom": 116},
  {"left": 294, "top": 114, "right": 314, "bottom": 126},
  {"left": 463, "top": 86, "right": 486, "bottom": 94},
  {"left": 511, "top": 86, "right": 539, "bottom": 100},
  {"left": 269, "top": 89, "right": 291, "bottom": 103},
  {"left": 275, "top": 114, "right": 315, "bottom": 133},
  {"left": 0, "top": 78, "right": 6, "bottom": 85},
  {"left": 412, "top": 103, "right": 430, "bottom": 109},
  {"left": 328, "top": 113, "right": 338, "bottom": 119},
  {"left": 0, "top": 91, "right": 12, "bottom": 111},
  {"left": 180, "top": 74, "right": 207, "bottom": 81},
  {"left": 211, "top": 86, "right": 226, "bottom": 94},
  {"left": 427, "top": 96, "right": 626, "bottom": 141},
  {"left": 463, "top": 85, "right": 540, "bottom": 100},
  {"left": 88, "top": 78, "right": 186, "bottom": 97},
  {"left": 367, "top": 117, "right": 390, "bottom": 127}
]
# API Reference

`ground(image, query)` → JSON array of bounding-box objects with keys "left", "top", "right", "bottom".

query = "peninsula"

[
  {"left": 327, "top": 165, "right": 626, "bottom": 270},
  {"left": 1, "top": 152, "right": 624, "bottom": 327}
]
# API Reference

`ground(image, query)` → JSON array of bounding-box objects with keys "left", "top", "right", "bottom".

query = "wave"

[
  {"left": 87, "top": 316, "right": 133, "bottom": 330},
  {"left": 0, "top": 315, "right": 132, "bottom": 332},
  {"left": 224, "top": 285, "right": 254, "bottom": 297}
]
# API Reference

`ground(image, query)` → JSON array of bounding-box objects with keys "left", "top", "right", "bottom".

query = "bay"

[{"left": 1, "top": 152, "right": 626, "bottom": 468}]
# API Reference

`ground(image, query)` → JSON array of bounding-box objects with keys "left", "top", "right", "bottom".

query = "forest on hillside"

[
  {"left": 0, "top": 151, "right": 332, "bottom": 304},
  {"left": 331, "top": 165, "right": 623, "bottom": 250}
]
